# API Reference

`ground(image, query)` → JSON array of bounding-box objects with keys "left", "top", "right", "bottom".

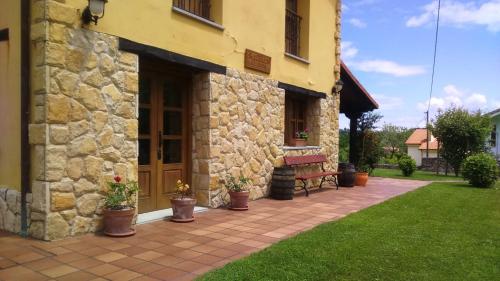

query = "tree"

[
  {"left": 338, "top": 129, "right": 349, "bottom": 163},
  {"left": 379, "top": 124, "right": 412, "bottom": 155},
  {"left": 352, "top": 112, "right": 383, "bottom": 173},
  {"left": 431, "top": 107, "right": 491, "bottom": 176}
]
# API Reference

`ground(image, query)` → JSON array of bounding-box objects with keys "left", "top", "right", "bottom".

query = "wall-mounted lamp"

[
  {"left": 333, "top": 79, "right": 344, "bottom": 94},
  {"left": 82, "top": 0, "right": 108, "bottom": 25}
]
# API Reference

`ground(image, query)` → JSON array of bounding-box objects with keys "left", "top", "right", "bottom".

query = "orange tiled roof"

[
  {"left": 419, "top": 139, "right": 439, "bottom": 150},
  {"left": 405, "top": 128, "right": 428, "bottom": 145}
]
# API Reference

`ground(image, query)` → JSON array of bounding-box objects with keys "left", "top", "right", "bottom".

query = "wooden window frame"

[
  {"left": 173, "top": 0, "right": 211, "bottom": 20},
  {"left": 285, "top": 94, "right": 307, "bottom": 146}
]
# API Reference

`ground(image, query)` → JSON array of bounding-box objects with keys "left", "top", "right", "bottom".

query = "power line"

[{"left": 426, "top": 0, "right": 441, "bottom": 158}]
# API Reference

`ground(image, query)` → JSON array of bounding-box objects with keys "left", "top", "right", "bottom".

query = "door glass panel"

[
  {"left": 164, "top": 82, "right": 182, "bottom": 108},
  {"left": 164, "top": 140, "right": 182, "bottom": 163},
  {"left": 138, "top": 139, "right": 151, "bottom": 165},
  {"left": 164, "top": 111, "right": 182, "bottom": 135},
  {"left": 139, "top": 77, "right": 151, "bottom": 104},
  {"left": 139, "top": 108, "right": 150, "bottom": 135}
]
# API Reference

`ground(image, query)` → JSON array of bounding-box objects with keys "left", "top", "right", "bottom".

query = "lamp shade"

[
  {"left": 89, "top": 0, "right": 106, "bottom": 16},
  {"left": 335, "top": 79, "right": 344, "bottom": 93}
]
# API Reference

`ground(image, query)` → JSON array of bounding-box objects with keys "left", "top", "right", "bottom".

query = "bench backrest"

[{"left": 284, "top": 154, "right": 328, "bottom": 166}]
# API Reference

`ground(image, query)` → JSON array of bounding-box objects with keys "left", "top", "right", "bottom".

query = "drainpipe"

[{"left": 20, "top": 0, "right": 31, "bottom": 237}]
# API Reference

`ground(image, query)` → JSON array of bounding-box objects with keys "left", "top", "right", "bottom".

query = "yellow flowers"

[{"left": 176, "top": 179, "right": 191, "bottom": 198}]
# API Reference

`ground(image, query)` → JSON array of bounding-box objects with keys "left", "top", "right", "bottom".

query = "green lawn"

[
  {"left": 199, "top": 182, "right": 500, "bottom": 281},
  {"left": 372, "top": 168, "right": 462, "bottom": 181}
]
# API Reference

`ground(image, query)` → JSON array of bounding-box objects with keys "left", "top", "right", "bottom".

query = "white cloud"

[
  {"left": 349, "top": 18, "right": 367, "bottom": 28},
  {"left": 341, "top": 41, "right": 359, "bottom": 59},
  {"left": 417, "top": 84, "right": 489, "bottom": 113},
  {"left": 407, "top": 0, "right": 500, "bottom": 32},
  {"left": 350, "top": 60, "right": 426, "bottom": 77},
  {"left": 342, "top": 4, "right": 350, "bottom": 12}
]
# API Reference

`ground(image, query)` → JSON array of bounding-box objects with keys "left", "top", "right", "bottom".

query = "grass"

[
  {"left": 199, "top": 182, "right": 500, "bottom": 281},
  {"left": 372, "top": 168, "right": 462, "bottom": 181}
]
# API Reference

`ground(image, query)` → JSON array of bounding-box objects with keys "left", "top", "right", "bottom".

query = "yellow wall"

[
  {"left": 67, "top": 0, "right": 338, "bottom": 94},
  {"left": 0, "top": 0, "right": 21, "bottom": 190}
]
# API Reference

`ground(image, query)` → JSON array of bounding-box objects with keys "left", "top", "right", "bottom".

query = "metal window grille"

[
  {"left": 173, "top": 0, "right": 211, "bottom": 20},
  {"left": 285, "top": 9, "right": 301, "bottom": 56}
]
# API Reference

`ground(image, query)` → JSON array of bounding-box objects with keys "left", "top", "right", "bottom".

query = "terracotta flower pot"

[
  {"left": 290, "top": 138, "right": 307, "bottom": 147},
  {"left": 170, "top": 197, "right": 196, "bottom": 223},
  {"left": 103, "top": 208, "right": 136, "bottom": 237},
  {"left": 355, "top": 172, "right": 369, "bottom": 187},
  {"left": 228, "top": 191, "right": 250, "bottom": 211}
]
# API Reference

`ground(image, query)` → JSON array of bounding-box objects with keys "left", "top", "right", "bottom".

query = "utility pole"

[{"left": 426, "top": 111, "right": 429, "bottom": 158}]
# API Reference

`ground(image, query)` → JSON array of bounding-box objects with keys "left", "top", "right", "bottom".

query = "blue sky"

[{"left": 339, "top": 0, "right": 500, "bottom": 129}]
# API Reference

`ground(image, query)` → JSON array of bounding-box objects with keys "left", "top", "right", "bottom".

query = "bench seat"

[{"left": 296, "top": 171, "right": 340, "bottom": 181}]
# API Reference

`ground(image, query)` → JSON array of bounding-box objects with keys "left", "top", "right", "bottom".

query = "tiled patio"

[{"left": 0, "top": 178, "right": 428, "bottom": 281}]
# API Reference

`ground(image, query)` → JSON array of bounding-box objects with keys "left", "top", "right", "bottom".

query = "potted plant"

[
  {"left": 355, "top": 165, "right": 370, "bottom": 187},
  {"left": 170, "top": 180, "right": 196, "bottom": 222},
  {"left": 291, "top": 128, "right": 309, "bottom": 146},
  {"left": 103, "top": 176, "right": 139, "bottom": 237},
  {"left": 225, "top": 176, "right": 251, "bottom": 210}
]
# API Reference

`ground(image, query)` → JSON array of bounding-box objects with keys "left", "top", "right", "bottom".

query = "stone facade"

[
  {"left": 16, "top": 0, "right": 343, "bottom": 240},
  {"left": 28, "top": 0, "right": 139, "bottom": 240},
  {"left": 190, "top": 68, "right": 340, "bottom": 208},
  {"left": 0, "top": 188, "right": 31, "bottom": 233}
]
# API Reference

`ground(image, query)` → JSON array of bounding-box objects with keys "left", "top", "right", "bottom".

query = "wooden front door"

[{"left": 138, "top": 72, "right": 190, "bottom": 214}]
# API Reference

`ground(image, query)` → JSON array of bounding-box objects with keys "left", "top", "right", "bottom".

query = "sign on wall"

[{"left": 244, "top": 49, "right": 271, "bottom": 74}]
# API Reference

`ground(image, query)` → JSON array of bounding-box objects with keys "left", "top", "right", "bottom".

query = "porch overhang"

[{"left": 339, "top": 61, "right": 378, "bottom": 118}]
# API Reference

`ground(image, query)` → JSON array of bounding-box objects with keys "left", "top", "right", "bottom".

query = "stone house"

[{"left": 0, "top": 0, "right": 343, "bottom": 240}]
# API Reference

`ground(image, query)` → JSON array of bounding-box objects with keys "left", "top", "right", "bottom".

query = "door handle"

[{"left": 157, "top": 131, "right": 162, "bottom": 160}]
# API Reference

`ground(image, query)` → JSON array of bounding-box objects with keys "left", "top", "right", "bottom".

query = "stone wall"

[
  {"left": 204, "top": 69, "right": 340, "bottom": 208},
  {"left": 421, "top": 158, "right": 455, "bottom": 174},
  {"left": 0, "top": 188, "right": 31, "bottom": 233},
  {"left": 28, "top": 0, "right": 139, "bottom": 240}
]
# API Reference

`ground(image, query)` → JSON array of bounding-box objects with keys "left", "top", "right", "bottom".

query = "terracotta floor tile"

[
  {"left": 151, "top": 255, "right": 185, "bottom": 267},
  {"left": 85, "top": 263, "right": 121, "bottom": 276},
  {"left": 0, "top": 265, "right": 49, "bottom": 281},
  {"left": 111, "top": 256, "right": 146, "bottom": 268},
  {"left": 132, "top": 276, "right": 161, "bottom": 281},
  {"left": 24, "top": 258, "right": 62, "bottom": 271},
  {"left": 149, "top": 267, "right": 188, "bottom": 281},
  {"left": 55, "top": 270, "right": 97, "bottom": 281},
  {"left": 95, "top": 252, "right": 127, "bottom": 263},
  {"left": 78, "top": 247, "right": 109, "bottom": 257},
  {"left": 209, "top": 249, "right": 238, "bottom": 259},
  {"left": 105, "top": 268, "right": 143, "bottom": 281},
  {"left": 190, "top": 244, "right": 218, "bottom": 254},
  {"left": 129, "top": 261, "right": 163, "bottom": 274},
  {"left": 221, "top": 236, "right": 245, "bottom": 243},
  {"left": 0, "top": 258, "right": 17, "bottom": 269},
  {"left": 10, "top": 252, "right": 46, "bottom": 264},
  {"left": 67, "top": 258, "right": 102, "bottom": 270},
  {"left": 40, "top": 264, "right": 78, "bottom": 278},
  {"left": 172, "top": 240, "right": 199, "bottom": 249},
  {"left": 53, "top": 252, "right": 87, "bottom": 263},
  {"left": 190, "top": 254, "right": 225, "bottom": 266},
  {"left": 205, "top": 239, "right": 234, "bottom": 248},
  {"left": 171, "top": 249, "right": 203, "bottom": 260},
  {"left": 133, "top": 250, "right": 164, "bottom": 261},
  {"left": 117, "top": 246, "right": 151, "bottom": 256},
  {"left": 174, "top": 260, "right": 207, "bottom": 272},
  {"left": 102, "top": 242, "right": 131, "bottom": 251}
]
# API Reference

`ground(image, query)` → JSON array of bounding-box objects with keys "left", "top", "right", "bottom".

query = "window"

[
  {"left": 285, "top": 0, "right": 301, "bottom": 56},
  {"left": 173, "top": 0, "right": 211, "bottom": 20},
  {"left": 285, "top": 0, "right": 310, "bottom": 59},
  {"left": 284, "top": 95, "right": 307, "bottom": 145},
  {"left": 490, "top": 125, "right": 497, "bottom": 148}
]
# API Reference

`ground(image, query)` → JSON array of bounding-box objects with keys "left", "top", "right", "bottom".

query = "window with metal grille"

[
  {"left": 285, "top": 0, "right": 301, "bottom": 56},
  {"left": 285, "top": 95, "right": 307, "bottom": 145},
  {"left": 173, "top": 0, "right": 211, "bottom": 20}
]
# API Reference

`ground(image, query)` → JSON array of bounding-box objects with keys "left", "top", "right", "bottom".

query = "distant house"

[
  {"left": 487, "top": 108, "right": 499, "bottom": 159},
  {"left": 405, "top": 129, "right": 438, "bottom": 166}
]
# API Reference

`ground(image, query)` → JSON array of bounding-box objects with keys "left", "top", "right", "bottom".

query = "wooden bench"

[{"left": 283, "top": 154, "right": 340, "bottom": 197}]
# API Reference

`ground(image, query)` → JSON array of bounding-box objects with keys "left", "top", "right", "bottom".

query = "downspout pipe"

[{"left": 20, "top": 0, "right": 31, "bottom": 237}]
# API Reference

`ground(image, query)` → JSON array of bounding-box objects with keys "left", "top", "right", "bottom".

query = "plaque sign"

[{"left": 244, "top": 49, "right": 271, "bottom": 74}]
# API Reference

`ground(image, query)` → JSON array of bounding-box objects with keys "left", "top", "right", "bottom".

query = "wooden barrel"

[
  {"left": 270, "top": 167, "right": 295, "bottom": 200},
  {"left": 338, "top": 163, "right": 356, "bottom": 187}
]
